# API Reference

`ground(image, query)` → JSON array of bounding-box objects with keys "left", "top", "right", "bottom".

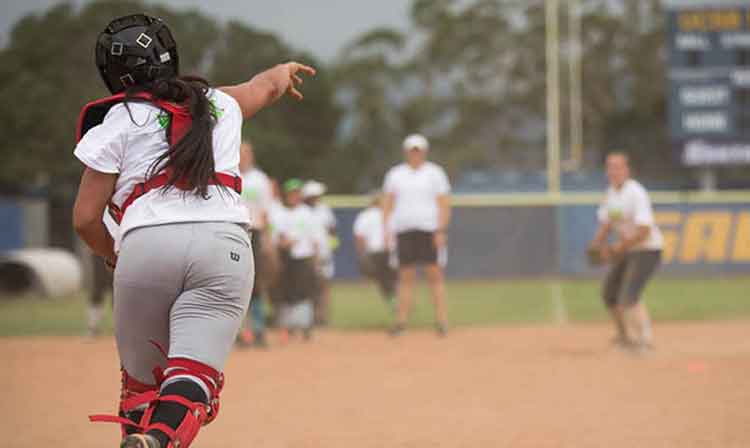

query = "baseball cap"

[
  {"left": 402, "top": 134, "right": 429, "bottom": 152},
  {"left": 283, "top": 178, "right": 304, "bottom": 192},
  {"left": 302, "top": 180, "right": 326, "bottom": 198}
]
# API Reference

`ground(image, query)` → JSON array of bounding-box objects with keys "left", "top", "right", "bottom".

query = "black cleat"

[
  {"left": 120, "top": 434, "right": 160, "bottom": 448},
  {"left": 435, "top": 322, "right": 448, "bottom": 337},
  {"left": 389, "top": 323, "right": 405, "bottom": 337},
  {"left": 253, "top": 332, "right": 269, "bottom": 349}
]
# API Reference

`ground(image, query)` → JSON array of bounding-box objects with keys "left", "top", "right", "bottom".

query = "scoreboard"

[{"left": 667, "top": 5, "right": 750, "bottom": 165}]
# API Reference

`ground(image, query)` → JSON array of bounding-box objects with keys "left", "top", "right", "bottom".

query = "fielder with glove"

[{"left": 588, "top": 153, "right": 663, "bottom": 354}]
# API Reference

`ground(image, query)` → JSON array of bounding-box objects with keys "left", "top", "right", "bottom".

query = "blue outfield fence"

[
  {"left": 329, "top": 192, "right": 750, "bottom": 280},
  {"left": 0, "top": 199, "right": 24, "bottom": 252}
]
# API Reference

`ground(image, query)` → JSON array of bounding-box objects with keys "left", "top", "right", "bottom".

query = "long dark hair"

[{"left": 125, "top": 76, "right": 219, "bottom": 199}]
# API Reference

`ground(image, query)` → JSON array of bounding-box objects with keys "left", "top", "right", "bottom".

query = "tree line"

[{"left": 1, "top": 0, "right": 707, "bottom": 204}]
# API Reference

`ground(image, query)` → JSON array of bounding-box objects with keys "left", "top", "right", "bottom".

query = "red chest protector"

[{"left": 76, "top": 92, "right": 241, "bottom": 224}]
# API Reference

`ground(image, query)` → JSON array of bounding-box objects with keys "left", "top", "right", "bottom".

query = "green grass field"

[{"left": 1, "top": 277, "right": 749, "bottom": 337}]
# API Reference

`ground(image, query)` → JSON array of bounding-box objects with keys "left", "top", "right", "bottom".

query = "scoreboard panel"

[{"left": 667, "top": 5, "right": 750, "bottom": 165}]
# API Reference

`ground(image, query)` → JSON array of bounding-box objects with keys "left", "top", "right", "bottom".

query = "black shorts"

[
  {"left": 603, "top": 250, "right": 661, "bottom": 307},
  {"left": 361, "top": 251, "right": 397, "bottom": 298},
  {"left": 396, "top": 230, "right": 438, "bottom": 266},
  {"left": 282, "top": 255, "right": 317, "bottom": 304}
]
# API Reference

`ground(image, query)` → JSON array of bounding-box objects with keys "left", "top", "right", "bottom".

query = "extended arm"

[{"left": 220, "top": 62, "right": 316, "bottom": 119}]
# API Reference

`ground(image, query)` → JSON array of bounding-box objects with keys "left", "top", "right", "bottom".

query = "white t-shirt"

[
  {"left": 278, "top": 204, "right": 318, "bottom": 259},
  {"left": 74, "top": 89, "right": 248, "bottom": 251},
  {"left": 353, "top": 207, "right": 386, "bottom": 253},
  {"left": 309, "top": 203, "right": 336, "bottom": 259},
  {"left": 597, "top": 179, "right": 664, "bottom": 251},
  {"left": 267, "top": 199, "right": 286, "bottom": 243},
  {"left": 383, "top": 161, "right": 451, "bottom": 233},
  {"left": 241, "top": 167, "right": 273, "bottom": 229}
]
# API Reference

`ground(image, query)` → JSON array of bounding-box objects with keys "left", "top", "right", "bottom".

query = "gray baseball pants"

[{"left": 114, "top": 222, "right": 254, "bottom": 385}]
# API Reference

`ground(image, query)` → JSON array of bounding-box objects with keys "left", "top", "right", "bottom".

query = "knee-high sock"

[{"left": 147, "top": 380, "right": 207, "bottom": 447}]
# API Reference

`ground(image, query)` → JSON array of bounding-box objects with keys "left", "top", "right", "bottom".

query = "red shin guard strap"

[
  {"left": 143, "top": 395, "right": 208, "bottom": 448},
  {"left": 121, "top": 369, "right": 158, "bottom": 408},
  {"left": 164, "top": 358, "right": 224, "bottom": 424},
  {"left": 88, "top": 369, "right": 159, "bottom": 438},
  {"left": 89, "top": 414, "right": 141, "bottom": 428}
]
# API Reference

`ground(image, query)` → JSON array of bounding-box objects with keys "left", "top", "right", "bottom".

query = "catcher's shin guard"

[
  {"left": 89, "top": 368, "right": 159, "bottom": 437},
  {"left": 139, "top": 358, "right": 225, "bottom": 448}
]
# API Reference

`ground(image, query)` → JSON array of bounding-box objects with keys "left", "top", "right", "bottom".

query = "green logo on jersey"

[
  {"left": 209, "top": 99, "right": 224, "bottom": 119},
  {"left": 157, "top": 111, "right": 170, "bottom": 129},
  {"left": 155, "top": 98, "right": 224, "bottom": 130}
]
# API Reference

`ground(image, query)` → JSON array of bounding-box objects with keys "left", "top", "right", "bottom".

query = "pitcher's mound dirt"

[{"left": 4, "top": 321, "right": 750, "bottom": 447}]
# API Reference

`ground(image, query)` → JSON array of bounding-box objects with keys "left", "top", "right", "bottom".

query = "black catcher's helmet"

[{"left": 95, "top": 14, "right": 179, "bottom": 94}]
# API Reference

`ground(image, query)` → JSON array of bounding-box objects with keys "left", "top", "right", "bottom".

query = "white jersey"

[
  {"left": 353, "top": 207, "right": 386, "bottom": 253},
  {"left": 383, "top": 161, "right": 450, "bottom": 234},
  {"left": 597, "top": 179, "right": 664, "bottom": 251},
  {"left": 309, "top": 203, "right": 336, "bottom": 259},
  {"left": 240, "top": 167, "right": 273, "bottom": 229},
  {"left": 278, "top": 204, "right": 318, "bottom": 259},
  {"left": 267, "top": 199, "right": 286, "bottom": 244},
  {"left": 74, "top": 89, "right": 247, "bottom": 251}
]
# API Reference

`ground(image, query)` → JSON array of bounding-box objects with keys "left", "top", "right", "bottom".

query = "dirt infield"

[{"left": 4, "top": 321, "right": 750, "bottom": 447}]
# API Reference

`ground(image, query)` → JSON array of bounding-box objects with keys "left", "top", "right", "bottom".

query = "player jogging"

[
  {"left": 72, "top": 14, "right": 314, "bottom": 448},
  {"left": 588, "top": 153, "right": 663, "bottom": 353},
  {"left": 383, "top": 134, "right": 451, "bottom": 336}
]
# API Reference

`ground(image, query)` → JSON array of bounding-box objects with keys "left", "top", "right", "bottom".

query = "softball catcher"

[{"left": 72, "top": 14, "right": 314, "bottom": 448}]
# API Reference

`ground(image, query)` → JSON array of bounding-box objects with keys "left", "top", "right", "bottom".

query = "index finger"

[{"left": 291, "top": 63, "right": 316, "bottom": 76}]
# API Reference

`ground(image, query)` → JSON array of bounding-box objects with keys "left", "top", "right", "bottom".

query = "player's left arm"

[
  {"left": 434, "top": 194, "right": 451, "bottom": 249},
  {"left": 73, "top": 168, "right": 117, "bottom": 260},
  {"left": 434, "top": 167, "right": 451, "bottom": 249}
]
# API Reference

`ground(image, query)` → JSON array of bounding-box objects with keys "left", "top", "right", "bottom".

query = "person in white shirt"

[
  {"left": 383, "top": 134, "right": 451, "bottom": 336},
  {"left": 237, "top": 141, "right": 273, "bottom": 348},
  {"left": 589, "top": 153, "right": 663, "bottom": 353},
  {"left": 303, "top": 180, "right": 337, "bottom": 325},
  {"left": 72, "top": 13, "right": 315, "bottom": 448},
  {"left": 354, "top": 192, "right": 397, "bottom": 304},
  {"left": 277, "top": 179, "right": 319, "bottom": 340},
  {"left": 264, "top": 178, "right": 287, "bottom": 326}
]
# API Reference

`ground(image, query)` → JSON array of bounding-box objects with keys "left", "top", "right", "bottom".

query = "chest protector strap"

[{"left": 76, "top": 92, "right": 241, "bottom": 224}]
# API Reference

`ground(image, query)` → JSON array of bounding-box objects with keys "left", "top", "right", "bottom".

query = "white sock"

[{"left": 87, "top": 304, "right": 104, "bottom": 331}]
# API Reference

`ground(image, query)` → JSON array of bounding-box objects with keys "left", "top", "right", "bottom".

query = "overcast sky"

[{"left": 0, "top": 0, "right": 412, "bottom": 61}]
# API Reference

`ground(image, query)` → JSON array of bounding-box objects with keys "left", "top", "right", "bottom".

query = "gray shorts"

[
  {"left": 602, "top": 250, "right": 661, "bottom": 308},
  {"left": 114, "top": 222, "right": 254, "bottom": 384}
]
